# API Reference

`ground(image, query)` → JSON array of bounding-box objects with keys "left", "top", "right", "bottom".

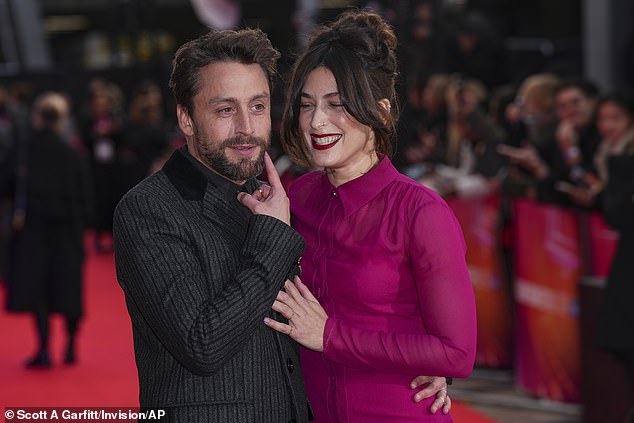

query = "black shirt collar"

[
  {"left": 163, "top": 145, "right": 260, "bottom": 204},
  {"left": 180, "top": 146, "right": 260, "bottom": 203}
]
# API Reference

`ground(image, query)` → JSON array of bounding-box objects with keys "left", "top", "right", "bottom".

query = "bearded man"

[{"left": 112, "top": 29, "right": 308, "bottom": 423}]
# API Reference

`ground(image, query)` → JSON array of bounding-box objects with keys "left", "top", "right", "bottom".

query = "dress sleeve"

[{"left": 322, "top": 199, "right": 477, "bottom": 377}]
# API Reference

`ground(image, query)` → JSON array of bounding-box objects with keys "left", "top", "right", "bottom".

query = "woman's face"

[
  {"left": 298, "top": 66, "right": 375, "bottom": 175},
  {"left": 597, "top": 101, "right": 633, "bottom": 143}
]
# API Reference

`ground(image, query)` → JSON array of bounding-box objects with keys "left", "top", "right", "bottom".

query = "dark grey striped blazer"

[{"left": 113, "top": 149, "right": 309, "bottom": 423}]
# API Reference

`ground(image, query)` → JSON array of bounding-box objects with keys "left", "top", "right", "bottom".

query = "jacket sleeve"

[
  {"left": 113, "top": 190, "right": 304, "bottom": 375},
  {"left": 322, "top": 200, "right": 477, "bottom": 378}
]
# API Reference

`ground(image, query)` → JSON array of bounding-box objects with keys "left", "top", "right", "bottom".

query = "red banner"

[
  {"left": 513, "top": 199, "right": 581, "bottom": 402},
  {"left": 447, "top": 194, "right": 512, "bottom": 368},
  {"left": 587, "top": 213, "right": 619, "bottom": 279}
]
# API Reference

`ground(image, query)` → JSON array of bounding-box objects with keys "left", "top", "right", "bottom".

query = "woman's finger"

[
  {"left": 271, "top": 299, "right": 295, "bottom": 320},
  {"left": 284, "top": 280, "right": 309, "bottom": 312},
  {"left": 410, "top": 375, "right": 432, "bottom": 389},
  {"left": 429, "top": 389, "right": 448, "bottom": 414},
  {"left": 294, "top": 276, "right": 319, "bottom": 302},
  {"left": 443, "top": 394, "right": 451, "bottom": 414},
  {"left": 264, "top": 317, "right": 292, "bottom": 336}
]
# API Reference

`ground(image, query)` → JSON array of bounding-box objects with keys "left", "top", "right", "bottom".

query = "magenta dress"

[{"left": 289, "top": 156, "right": 477, "bottom": 422}]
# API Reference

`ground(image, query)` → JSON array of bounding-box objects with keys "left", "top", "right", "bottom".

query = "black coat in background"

[
  {"left": 5, "top": 128, "right": 92, "bottom": 318},
  {"left": 597, "top": 154, "right": 634, "bottom": 381},
  {"left": 113, "top": 148, "right": 310, "bottom": 423},
  {"left": 117, "top": 121, "right": 169, "bottom": 196}
]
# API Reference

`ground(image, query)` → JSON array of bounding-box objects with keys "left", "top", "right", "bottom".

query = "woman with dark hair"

[{"left": 265, "top": 9, "right": 477, "bottom": 422}]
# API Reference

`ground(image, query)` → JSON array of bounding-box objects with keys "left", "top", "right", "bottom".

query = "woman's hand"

[
  {"left": 410, "top": 375, "right": 451, "bottom": 414},
  {"left": 264, "top": 276, "right": 328, "bottom": 352}
]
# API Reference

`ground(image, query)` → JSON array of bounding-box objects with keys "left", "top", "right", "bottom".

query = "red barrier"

[
  {"left": 513, "top": 199, "right": 582, "bottom": 402},
  {"left": 446, "top": 195, "right": 513, "bottom": 368}
]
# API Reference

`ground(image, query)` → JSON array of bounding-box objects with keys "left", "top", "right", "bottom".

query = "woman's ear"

[
  {"left": 176, "top": 105, "right": 194, "bottom": 137},
  {"left": 378, "top": 98, "right": 391, "bottom": 123}
]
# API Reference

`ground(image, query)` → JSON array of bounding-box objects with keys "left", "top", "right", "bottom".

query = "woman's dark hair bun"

[{"left": 309, "top": 9, "right": 398, "bottom": 75}]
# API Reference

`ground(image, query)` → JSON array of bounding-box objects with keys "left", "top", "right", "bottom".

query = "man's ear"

[
  {"left": 377, "top": 98, "right": 391, "bottom": 123},
  {"left": 177, "top": 104, "right": 194, "bottom": 137}
]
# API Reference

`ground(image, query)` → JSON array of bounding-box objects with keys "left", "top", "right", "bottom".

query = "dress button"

[
  {"left": 287, "top": 358, "right": 294, "bottom": 373},
  {"left": 331, "top": 190, "right": 337, "bottom": 197}
]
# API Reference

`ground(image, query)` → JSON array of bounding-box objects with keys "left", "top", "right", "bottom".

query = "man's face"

[
  {"left": 555, "top": 87, "right": 596, "bottom": 129},
  {"left": 179, "top": 61, "right": 271, "bottom": 183}
]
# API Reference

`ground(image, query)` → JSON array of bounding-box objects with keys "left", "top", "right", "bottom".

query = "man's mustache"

[{"left": 221, "top": 136, "right": 269, "bottom": 149}]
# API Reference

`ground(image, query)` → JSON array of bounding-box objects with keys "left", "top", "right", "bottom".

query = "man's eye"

[
  {"left": 252, "top": 104, "right": 266, "bottom": 112},
  {"left": 218, "top": 107, "right": 233, "bottom": 114}
]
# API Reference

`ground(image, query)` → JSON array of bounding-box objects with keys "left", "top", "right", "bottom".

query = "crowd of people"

[{"left": 0, "top": 1, "right": 632, "bottom": 422}]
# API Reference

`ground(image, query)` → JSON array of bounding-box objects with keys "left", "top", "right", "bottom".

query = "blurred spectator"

[
  {"left": 556, "top": 91, "right": 633, "bottom": 208},
  {"left": 595, "top": 89, "right": 634, "bottom": 402},
  {"left": 417, "top": 75, "right": 507, "bottom": 197},
  {"left": 118, "top": 80, "right": 170, "bottom": 196},
  {"left": 2, "top": 92, "right": 92, "bottom": 368},
  {"left": 0, "top": 86, "right": 17, "bottom": 283},
  {"left": 6, "top": 81, "right": 33, "bottom": 137},
  {"left": 399, "top": 73, "right": 450, "bottom": 169},
  {"left": 539, "top": 79, "right": 601, "bottom": 206},
  {"left": 488, "top": 84, "right": 525, "bottom": 148},
  {"left": 594, "top": 92, "right": 634, "bottom": 184},
  {"left": 0, "top": 86, "right": 16, "bottom": 161},
  {"left": 78, "top": 79, "right": 124, "bottom": 253},
  {"left": 499, "top": 78, "right": 601, "bottom": 207},
  {"left": 497, "top": 73, "right": 561, "bottom": 199},
  {"left": 446, "top": 11, "right": 507, "bottom": 90},
  {"left": 399, "top": 0, "right": 446, "bottom": 97}
]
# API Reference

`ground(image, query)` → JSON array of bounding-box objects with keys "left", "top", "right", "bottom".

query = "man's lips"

[
  {"left": 311, "top": 133, "right": 341, "bottom": 151},
  {"left": 228, "top": 144, "right": 259, "bottom": 155}
]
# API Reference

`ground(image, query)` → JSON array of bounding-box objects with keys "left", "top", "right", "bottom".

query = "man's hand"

[
  {"left": 410, "top": 375, "right": 451, "bottom": 414},
  {"left": 238, "top": 152, "right": 291, "bottom": 225}
]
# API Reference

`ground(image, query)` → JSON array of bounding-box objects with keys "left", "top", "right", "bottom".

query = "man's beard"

[{"left": 193, "top": 132, "right": 269, "bottom": 181}]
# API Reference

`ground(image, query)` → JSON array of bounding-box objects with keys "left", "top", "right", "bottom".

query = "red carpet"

[{"left": 0, "top": 242, "right": 497, "bottom": 422}]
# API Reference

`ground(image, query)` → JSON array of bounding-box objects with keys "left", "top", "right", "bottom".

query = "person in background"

[
  {"left": 497, "top": 73, "right": 560, "bottom": 199},
  {"left": 498, "top": 78, "right": 601, "bottom": 207},
  {"left": 79, "top": 79, "right": 124, "bottom": 253},
  {"left": 595, "top": 89, "right": 634, "bottom": 413},
  {"left": 555, "top": 91, "right": 634, "bottom": 208},
  {"left": 3, "top": 92, "right": 92, "bottom": 367},
  {"left": 118, "top": 80, "right": 170, "bottom": 195},
  {"left": 417, "top": 75, "right": 506, "bottom": 198},
  {"left": 0, "top": 86, "right": 17, "bottom": 283},
  {"left": 265, "top": 10, "right": 476, "bottom": 422},
  {"left": 400, "top": 73, "right": 450, "bottom": 173}
]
